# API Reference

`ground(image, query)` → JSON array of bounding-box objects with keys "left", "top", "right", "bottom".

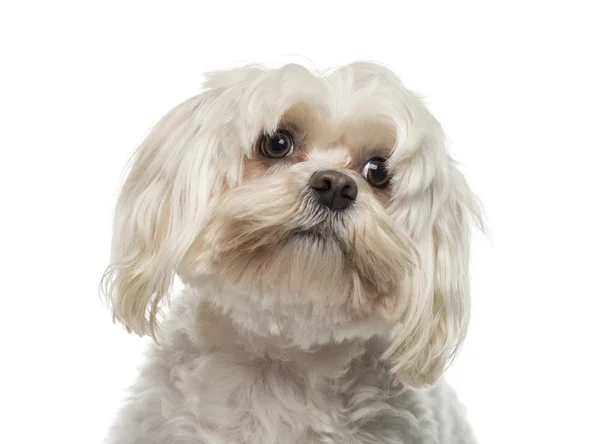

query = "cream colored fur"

[{"left": 102, "top": 62, "right": 481, "bottom": 443}]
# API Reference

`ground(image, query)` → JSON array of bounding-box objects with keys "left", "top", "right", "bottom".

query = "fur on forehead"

[{"left": 204, "top": 62, "right": 439, "bottom": 167}]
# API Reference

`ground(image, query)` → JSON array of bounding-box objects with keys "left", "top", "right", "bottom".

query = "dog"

[{"left": 102, "top": 62, "right": 481, "bottom": 443}]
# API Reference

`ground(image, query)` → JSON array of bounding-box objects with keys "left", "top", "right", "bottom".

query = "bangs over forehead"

[{"left": 211, "top": 63, "right": 418, "bottom": 159}]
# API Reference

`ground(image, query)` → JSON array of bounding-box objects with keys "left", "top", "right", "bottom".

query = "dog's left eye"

[
  {"left": 260, "top": 130, "right": 294, "bottom": 159},
  {"left": 362, "top": 158, "right": 390, "bottom": 188}
]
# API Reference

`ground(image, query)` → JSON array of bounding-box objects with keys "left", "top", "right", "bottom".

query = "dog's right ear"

[
  {"left": 100, "top": 96, "right": 211, "bottom": 337},
  {"left": 98, "top": 70, "right": 272, "bottom": 337}
]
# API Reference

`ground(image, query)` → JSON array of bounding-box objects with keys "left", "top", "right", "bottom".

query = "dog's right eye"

[{"left": 259, "top": 130, "right": 294, "bottom": 159}]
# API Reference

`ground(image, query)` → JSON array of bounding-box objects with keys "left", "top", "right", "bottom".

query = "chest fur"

[{"left": 170, "top": 352, "right": 420, "bottom": 444}]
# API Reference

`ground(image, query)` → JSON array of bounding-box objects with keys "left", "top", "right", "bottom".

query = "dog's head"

[{"left": 102, "top": 63, "right": 481, "bottom": 386}]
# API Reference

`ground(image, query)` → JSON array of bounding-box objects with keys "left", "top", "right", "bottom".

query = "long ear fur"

[
  {"left": 99, "top": 79, "right": 253, "bottom": 337},
  {"left": 100, "top": 96, "right": 210, "bottom": 337},
  {"left": 384, "top": 133, "right": 482, "bottom": 387}
]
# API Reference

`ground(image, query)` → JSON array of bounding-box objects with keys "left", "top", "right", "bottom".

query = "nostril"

[
  {"left": 341, "top": 182, "right": 358, "bottom": 201},
  {"left": 310, "top": 173, "right": 332, "bottom": 192},
  {"left": 312, "top": 177, "right": 332, "bottom": 192}
]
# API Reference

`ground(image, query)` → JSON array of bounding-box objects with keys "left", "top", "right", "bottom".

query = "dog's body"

[
  {"left": 108, "top": 290, "right": 475, "bottom": 444},
  {"left": 103, "top": 62, "right": 479, "bottom": 443}
]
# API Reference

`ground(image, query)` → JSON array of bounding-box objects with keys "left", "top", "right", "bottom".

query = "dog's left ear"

[{"left": 384, "top": 148, "right": 482, "bottom": 387}]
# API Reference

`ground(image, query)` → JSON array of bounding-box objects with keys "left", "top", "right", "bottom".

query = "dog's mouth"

[
  {"left": 287, "top": 200, "right": 354, "bottom": 248},
  {"left": 289, "top": 225, "right": 346, "bottom": 249},
  {"left": 291, "top": 227, "right": 328, "bottom": 241}
]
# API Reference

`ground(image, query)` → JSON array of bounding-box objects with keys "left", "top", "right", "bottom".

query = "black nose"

[{"left": 310, "top": 170, "right": 358, "bottom": 211}]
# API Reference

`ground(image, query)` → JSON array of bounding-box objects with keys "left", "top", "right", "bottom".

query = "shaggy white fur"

[{"left": 102, "top": 62, "right": 480, "bottom": 443}]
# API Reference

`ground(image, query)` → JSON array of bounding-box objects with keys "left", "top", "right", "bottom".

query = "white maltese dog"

[{"left": 102, "top": 62, "right": 481, "bottom": 443}]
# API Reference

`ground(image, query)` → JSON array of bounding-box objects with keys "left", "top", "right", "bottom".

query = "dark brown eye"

[
  {"left": 362, "top": 158, "right": 390, "bottom": 188},
  {"left": 259, "top": 130, "right": 294, "bottom": 159}
]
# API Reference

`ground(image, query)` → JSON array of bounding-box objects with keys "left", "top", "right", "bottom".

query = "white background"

[{"left": 1, "top": 1, "right": 599, "bottom": 443}]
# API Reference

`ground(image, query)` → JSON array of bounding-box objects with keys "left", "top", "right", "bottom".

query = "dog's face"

[{"left": 103, "top": 63, "right": 480, "bottom": 386}]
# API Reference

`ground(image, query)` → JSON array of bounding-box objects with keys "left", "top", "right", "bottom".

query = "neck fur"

[{"left": 163, "top": 285, "right": 371, "bottom": 380}]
